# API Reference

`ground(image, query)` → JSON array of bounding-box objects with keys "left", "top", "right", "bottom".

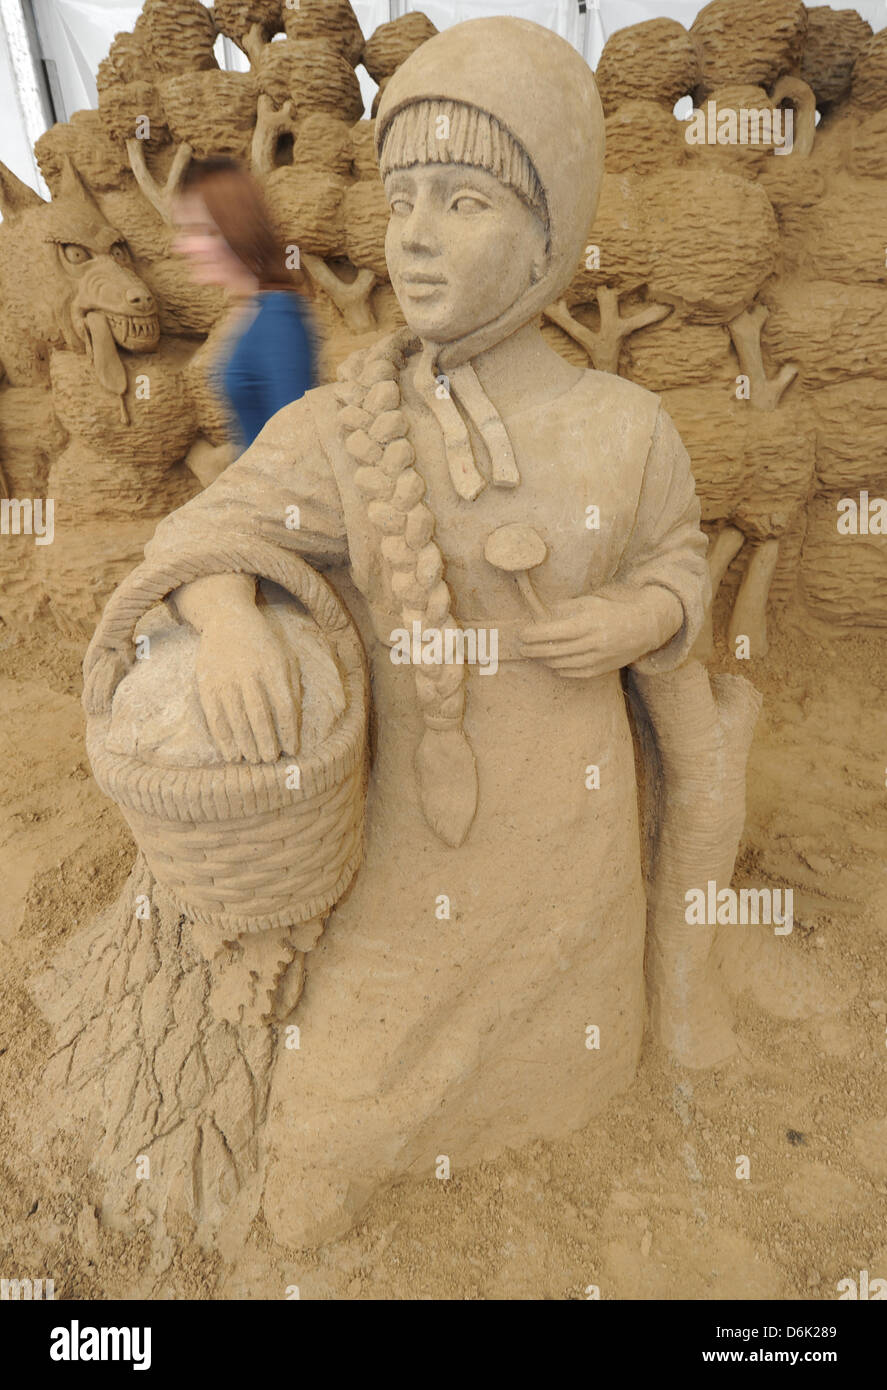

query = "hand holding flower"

[{"left": 518, "top": 586, "right": 683, "bottom": 678}]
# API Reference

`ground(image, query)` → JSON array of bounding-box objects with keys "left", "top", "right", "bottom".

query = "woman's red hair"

[{"left": 180, "top": 156, "right": 313, "bottom": 297}]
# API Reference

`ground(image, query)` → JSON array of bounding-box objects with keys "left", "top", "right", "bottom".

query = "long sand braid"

[{"left": 334, "top": 328, "right": 478, "bottom": 846}]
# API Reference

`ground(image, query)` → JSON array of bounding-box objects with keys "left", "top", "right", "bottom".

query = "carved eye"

[
  {"left": 110, "top": 242, "right": 129, "bottom": 264},
  {"left": 389, "top": 198, "right": 412, "bottom": 216},
  {"left": 61, "top": 244, "right": 92, "bottom": 264},
  {"left": 452, "top": 195, "right": 487, "bottom": 214}
]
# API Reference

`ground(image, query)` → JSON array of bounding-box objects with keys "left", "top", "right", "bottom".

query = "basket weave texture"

[{"left": 84, "top": 539, "right": 369, "bottom": 935}]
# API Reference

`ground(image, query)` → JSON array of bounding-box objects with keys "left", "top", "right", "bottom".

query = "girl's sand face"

[{"left": 384, "top": 164, "right": 547, "bottom": 343}]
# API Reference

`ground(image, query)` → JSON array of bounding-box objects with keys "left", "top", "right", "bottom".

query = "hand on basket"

[{"left": 195, "top": 610, "right": 301, "bottom": 764}]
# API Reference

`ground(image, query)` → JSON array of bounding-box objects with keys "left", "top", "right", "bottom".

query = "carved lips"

[{"left": 400, "top": 273, "right": 447, "bottom": 301}]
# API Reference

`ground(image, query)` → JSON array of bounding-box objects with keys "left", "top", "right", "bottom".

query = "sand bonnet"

[{"left": 374, "top": 16, "right": 605, "bottom": 499}]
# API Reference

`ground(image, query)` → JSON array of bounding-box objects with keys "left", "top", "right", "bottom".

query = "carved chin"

[{"left": 106, "top": 312, "right": 161, "bottom": 351}]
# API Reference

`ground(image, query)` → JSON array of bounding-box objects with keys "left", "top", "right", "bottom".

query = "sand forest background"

[{"left": 0, "top": 0, "right": 886, "bottom": 1299}]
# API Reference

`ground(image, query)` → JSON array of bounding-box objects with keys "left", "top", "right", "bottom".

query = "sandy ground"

[{"left": 0, "top": 587, "right": 885, "bottom": 1300}]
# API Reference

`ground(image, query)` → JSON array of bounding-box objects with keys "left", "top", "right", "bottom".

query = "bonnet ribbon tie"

[{"left": 413, "top": 345, "right": 521, "bottom": 500}]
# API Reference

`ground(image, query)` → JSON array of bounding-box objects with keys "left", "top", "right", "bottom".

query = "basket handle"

[{"left": 83, "top": 537, "right": 353, "bottom": 717}]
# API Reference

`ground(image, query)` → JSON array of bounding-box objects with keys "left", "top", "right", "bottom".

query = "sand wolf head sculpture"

[{"left": 0, "top": 157, "right": 159, "bottom": 417}]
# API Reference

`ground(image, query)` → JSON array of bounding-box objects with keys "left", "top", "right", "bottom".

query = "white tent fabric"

[
  {"left": 28, "top": 0, "right": 392, "bottom": 117},
  {"left": 0, "top": 0, "right": 51, "bottom": 194},
  {"left": 25, "top": 0, "right": 887, "bottom": 118},
  {"left": 31, "top": 0, "right": 143, "bottom": 116}
]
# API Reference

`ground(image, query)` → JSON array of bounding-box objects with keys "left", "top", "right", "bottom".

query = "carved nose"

[{"left": 126, "top": 286, "right": 155, "bottom": 312}]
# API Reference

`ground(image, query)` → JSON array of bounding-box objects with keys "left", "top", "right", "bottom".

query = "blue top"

[{"left": 218, "top": 290, "right": 318, "bottom": 449}]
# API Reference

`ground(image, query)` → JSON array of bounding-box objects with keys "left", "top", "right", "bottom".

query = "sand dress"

[{"left": 141, "top": 328, "right": 709, "bottom": 1244}]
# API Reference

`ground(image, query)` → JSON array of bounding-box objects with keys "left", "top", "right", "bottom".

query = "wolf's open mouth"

[{"left": 105, "top": 312, "right": 161, "bottom": 348}]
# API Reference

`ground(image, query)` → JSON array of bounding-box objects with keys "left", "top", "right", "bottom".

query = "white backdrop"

[{"left": 2, "top": 0, "right": 886, "bottom": 203}]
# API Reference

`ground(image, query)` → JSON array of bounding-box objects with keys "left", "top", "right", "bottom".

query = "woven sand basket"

[{"left": 84, "top": 539, "right": 369, "bottom": 937}]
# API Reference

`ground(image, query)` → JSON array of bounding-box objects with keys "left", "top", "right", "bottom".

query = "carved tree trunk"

[{"left": 32, "top": 855, "right": 278, "bottom": 1249}]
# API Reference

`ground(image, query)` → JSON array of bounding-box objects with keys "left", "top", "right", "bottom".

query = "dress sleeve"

[
  {"left": 607, "top": 403, "right": 711, "bottom": 674},
  {"left": 144, "top": 391, "right": 348, "bottom": 570}
]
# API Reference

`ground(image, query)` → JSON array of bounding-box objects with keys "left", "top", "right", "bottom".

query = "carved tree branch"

[
  {"left": 691, "top": 524, "right": 746, "bottom": 662},
  {"left": 544, "top": 287, "right": 671, "bottom": 372},
  {"left": 729, "top": 304, "right": 798, "bottom": 411},
  {"left": 770, "top": 77, "right": 817, "bottom": 159},
  {"left": 127, "top": 139, "right": 193, "bottom": 225},
  {"left": 241, "top": 21, "right": 268, "bottom": 68},
  {"left": 251, "top": 94, "right": 296, "bottom": 175},
  {"left": 597, "top": 287, "right": 673, "bottom": 369},
  {"left": 302, "top": 253, "right": 377, "bottom": 333},
  {"left": 728, "top": 537, "right": 780, "bottom": 659},
  {"left": 543, "top": 297, "right": 600, "bottom": 361}
]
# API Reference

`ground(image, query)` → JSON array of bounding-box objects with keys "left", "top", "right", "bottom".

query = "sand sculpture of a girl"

[{"left": 80, "top": 18, "right": 761, "bottom": 1248}]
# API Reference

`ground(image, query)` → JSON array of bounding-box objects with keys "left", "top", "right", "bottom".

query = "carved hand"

[
  {"left": 195, "top": 610, "right": 301, "bottom": 763},
  {"left": 518, "top": 587, "right": 683, "bottom": 678}
]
